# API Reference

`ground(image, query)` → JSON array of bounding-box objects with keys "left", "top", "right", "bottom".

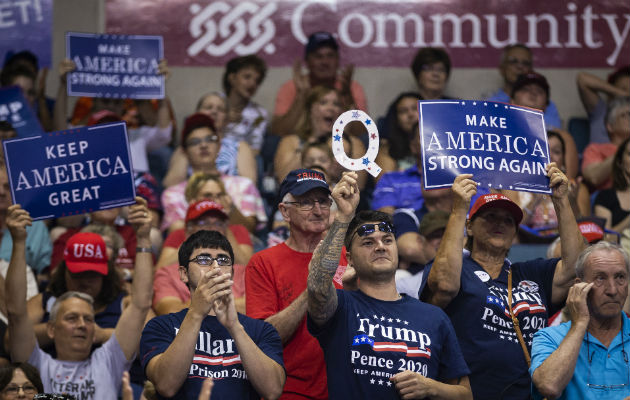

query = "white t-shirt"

[{"left": 29, "top": 334, "right": 132, "bottom": 400}]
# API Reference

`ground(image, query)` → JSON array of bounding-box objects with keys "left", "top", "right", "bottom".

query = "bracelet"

[{"left": 136, "top": 247, "right": 152, "bottom": 253}]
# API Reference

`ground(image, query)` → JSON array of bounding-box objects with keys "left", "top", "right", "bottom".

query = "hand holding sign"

[
  {"left": 419, "top": 100, "right": 551, "bottom": 194},
  {"left": 331, "top": 110, "right": 382, "bottom": 178}
]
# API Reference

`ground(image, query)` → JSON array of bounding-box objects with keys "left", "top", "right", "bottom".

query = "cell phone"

[{"left": 33, "top": 394, "right": 77, "bottom": 400}]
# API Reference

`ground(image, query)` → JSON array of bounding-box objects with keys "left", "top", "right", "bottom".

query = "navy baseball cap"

[
  {"left": 511, "top": 72, "right": 550, "bottom": 100},
  {"left": 279, "top": 168, "right": 330, "bottom": 201},
  {"left": 305, "top": 32, "right": 338, "bottom": 58}
]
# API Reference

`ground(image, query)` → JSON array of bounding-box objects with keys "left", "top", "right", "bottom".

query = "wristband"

[{"left": 136, "top": 247, "right": 152, "bottom": 253}]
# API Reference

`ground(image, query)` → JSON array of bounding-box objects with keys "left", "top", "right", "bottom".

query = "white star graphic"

[
  {"left": 396, "top": 318, "right": 401, "bottom": 322},
  {"left": 387, "top": 381, "right": 392, "bottom": 387},
  {"left": 378, "top": 380, "right": 384, "bottom": 385},
  {"left": 380, "top": 316, "right": 385, "bottom": 321},
  {"left": 356, "top": 313, "right": 360, "bottom": 317},
  {"left": 404, "top": 321, "right": 409, "bottom": 325},
  {"left": 388, "top": 318, "right": 393, "bottom": 322},
  {"left": 354, "top": 338, "right": 359, "bottom": 344},
  {"left": 370, "top": 379, "right": 375, "bottom": 384},
  {"left": 361, "top": 337, "right": 366, "bottom": 342},
  {"left": 500, "top": 335, "right": 504, "bottom": 339},
  {"left": 373, "top": 315, "right": 378, "bottom": 319}
]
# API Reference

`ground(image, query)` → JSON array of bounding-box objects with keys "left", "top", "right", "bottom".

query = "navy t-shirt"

[
  {"left": 421, "top": 256, "right": 559, "bottom": 400},
  {"left": 308, "top": 290, "right": 469, "bottom": 399},
  {"left": 140, "top": 309, "right": 284, "bottom": 400}
]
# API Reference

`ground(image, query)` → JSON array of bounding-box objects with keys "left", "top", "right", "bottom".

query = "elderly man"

[
  {"left": 307, "top": 172, "right": 472, "bottom": 399},
  {"left": 486, "top": 43, "right": 561, "bottom": 129},
  {"left": 246, "top": 168, "right": 347, "bottom": 399},
  {"left": 6, "top": 197, "right": 153, "bottom": 399},
  {"left": 421, "top": 163, "right": 586, "bottom": 399},
  {"left": 271, "top": 32, "right": 367, "bottom": 136},
  {"left": 141, "top": 230, "right": 285, "bottom": 399},
  {"left": 530, "top": 242, "right": 630, "bottom": 399}
]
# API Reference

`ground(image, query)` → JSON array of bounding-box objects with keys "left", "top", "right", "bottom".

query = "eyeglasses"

[
  {"left": 186, "top": 135, "right": 219, "bottom": 147},
  {"left": 586, "top": 330, "right": 629, "bottom": 390},
  {"left": 284, "top": 197, "right": 332, "bottom": 211},
  {"left": 420, "top": 64, "right": 447, "bottom": 73},
  {"left": 505, "top": 57, "right": 532, "bottom": 68},
  {"left": 188, "top": 254, "right": 232, "bottom": 267},
  {"left": 3, "top": 383, "right": 38, "bottom": 396}
]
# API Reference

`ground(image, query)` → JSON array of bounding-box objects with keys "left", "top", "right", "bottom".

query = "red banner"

[{"left": 105, "top": 0, "right": 630, "bottom": 68}]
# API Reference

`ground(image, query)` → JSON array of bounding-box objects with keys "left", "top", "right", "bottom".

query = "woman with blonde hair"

[{"left": 273, "top": 86, "right": 367, "bottom": 189}]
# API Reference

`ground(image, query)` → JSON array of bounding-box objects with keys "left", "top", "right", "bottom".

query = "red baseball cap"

[
  {"left": 469, "top": 193, "right": 523, "bottom": 224},
  {"left": 578, "top": 220, "right": 604, "bottom": 243},
  {"left": 63, "top": 232, "right": 109, "bottom": 275},
  {"left": 185, "top": 200, "right": 228, "bottom": 223}
]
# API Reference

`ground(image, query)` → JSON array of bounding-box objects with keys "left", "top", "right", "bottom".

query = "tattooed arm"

[{"left": 308, "top": 172, "right": 360, "bottom": 327}]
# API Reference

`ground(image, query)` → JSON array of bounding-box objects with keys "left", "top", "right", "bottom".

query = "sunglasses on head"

[{"left": 354, "top": 221, "right": 395, "bottom": 238}]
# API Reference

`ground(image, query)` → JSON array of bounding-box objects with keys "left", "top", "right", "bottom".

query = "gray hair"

[
  {"left": 605, "top": 96, "right": 630, "bottom": 127},
  {"left": 281, "top": 193, "right": 294, "bottom": 204},
  {"left": 575, "top": 241, "right": 630, "bottom": 279},
  {"left": 49, "top": 291, "right": 95, "bottom": 322}
]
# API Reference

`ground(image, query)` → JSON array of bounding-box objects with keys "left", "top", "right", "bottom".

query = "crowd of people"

[{"left": 0, "top": 27, "right": 628, "bottom": 400}]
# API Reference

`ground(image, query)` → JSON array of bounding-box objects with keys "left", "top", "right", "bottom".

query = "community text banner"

[
  {"left": 66, "top": 32, "right": 164, "bottom": 99},
  {"left": 3, "top": 122, "right": 136, "bottom": 220},
  {"left": 0, "top": 86, "right": 43, "bottom": 137},
  {"left": 419, "top": 100, "right": 551, "bottom": 194}
]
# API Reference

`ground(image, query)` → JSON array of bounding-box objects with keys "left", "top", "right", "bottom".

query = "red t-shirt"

[
  {"left": 245, "top": 242, "right": 347, "bottom": 399},
  {"left": 163, "top": 224, "right": 252, "bottom": 249}
]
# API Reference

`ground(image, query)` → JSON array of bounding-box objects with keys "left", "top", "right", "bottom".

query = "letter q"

[{"left": 331, "top": 110, "right": 382, "bottom": 177}]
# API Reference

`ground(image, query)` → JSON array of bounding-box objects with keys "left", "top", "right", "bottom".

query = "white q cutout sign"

[{"left": 331, "top": 110, "right": 382, "bottom": 177}]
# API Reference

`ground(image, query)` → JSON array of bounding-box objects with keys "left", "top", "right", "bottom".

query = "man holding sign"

[
  {"left": 6, "top": 197, "right": 154, "bottom": 400},
  {"left": 420, "top": 164, "right": 585, "bottom": 399}
]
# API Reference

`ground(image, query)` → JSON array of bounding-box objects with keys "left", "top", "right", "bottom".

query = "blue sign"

[
  {"left": 0, "top": 86, "right": 43, "bottom": 137},
  {"left": 419, "top": 100, "right": 551, "bottom": 194},
  {"left": 0, "top": 0, "right": 52, "bottom": 68},
  {"left": 66, "top": 32, "right": 164, "bottom": 99},
  {"left": 3, "top": 122, "right": 136, "bottom": 220}
]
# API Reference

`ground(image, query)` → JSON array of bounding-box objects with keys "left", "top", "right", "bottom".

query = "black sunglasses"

[{"left": 351, "top": 221, "right": 395, "bottom": 243}]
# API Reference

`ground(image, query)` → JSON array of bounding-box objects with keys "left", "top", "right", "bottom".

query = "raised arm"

[
  {"left": 114, "top": 197, "right": 154, "bottom": 360},
  {"left": 547, "top": 163, "right": 586, "bottom": 305},
  {"left": 307, "top": 172, "right": 359, "bottom": 326},
  {"left": 270, "top": 60, "right": 310, "bottom": 137},
  {"left": 577, "top": 71, "right": 629, "bottom": 114},
  {"left": 53, "top": 59, "right": 75, "bottom": 131},
  {"left": 5, "top": 205, "right": 36, "bottom": 362},
  {"left": 423, "top": 174, "right": 477, "bottom": 308},
  {"left": 532, "top": 282, "right": 592, "bottom": 398},
  {"left": 214, "top": 270, "right": 285, "bottom": 399}
]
